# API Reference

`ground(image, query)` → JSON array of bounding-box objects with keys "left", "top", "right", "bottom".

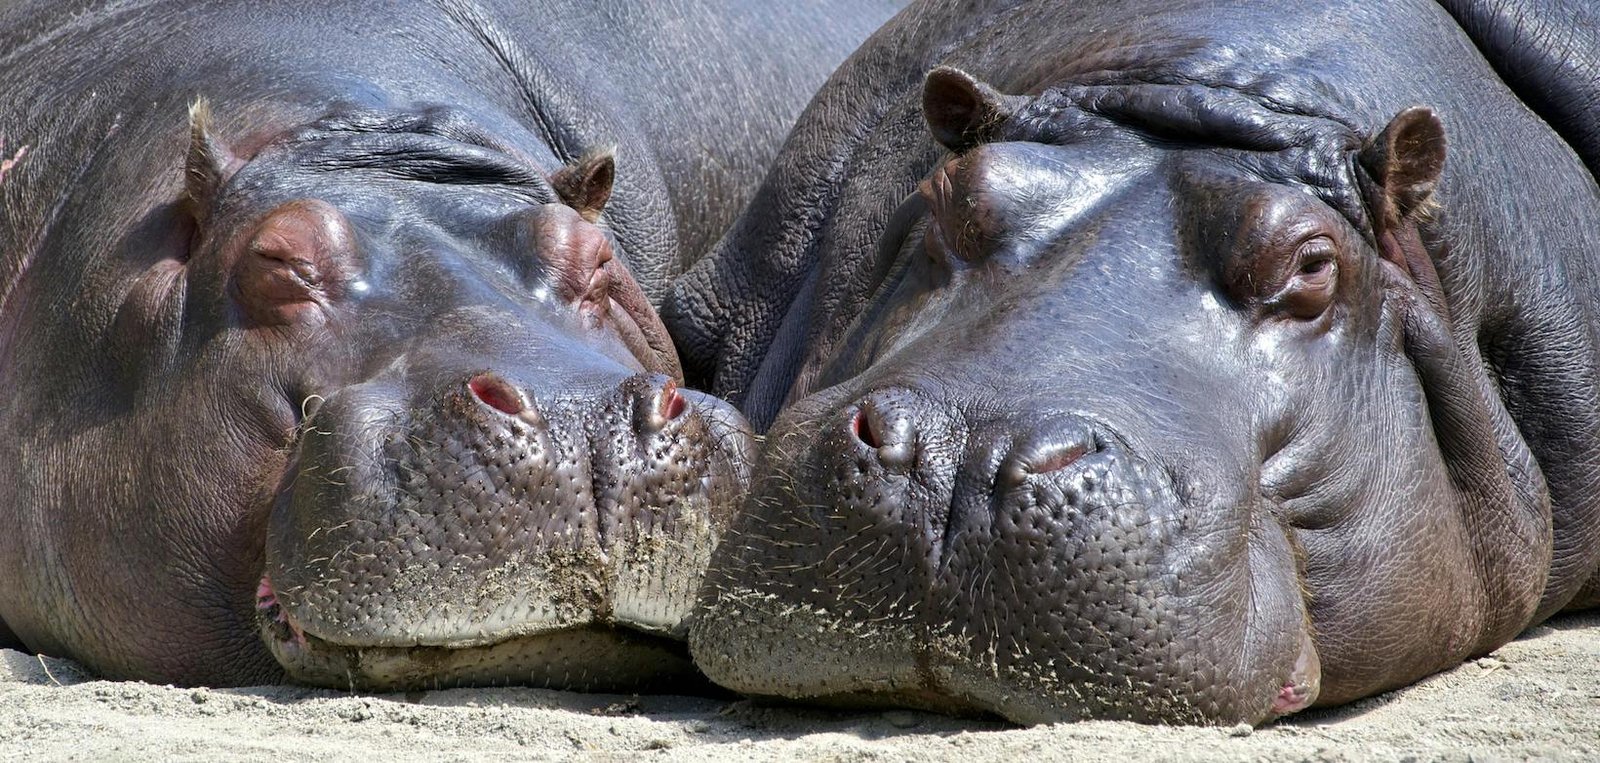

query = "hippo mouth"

[
  {"left": 257, "top": 372, "right": 754, "bottom": 693},
  {"left": 255, "top": 572, "right": 707, "bottom": 692}
]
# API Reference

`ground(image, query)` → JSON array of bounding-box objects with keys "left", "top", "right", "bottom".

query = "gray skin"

[
  {"left": 667, "top": 0, "right": 1600, "bottom": 725},
  {"left": 0, "top": 0, "right": 900, "bottom": 688}
]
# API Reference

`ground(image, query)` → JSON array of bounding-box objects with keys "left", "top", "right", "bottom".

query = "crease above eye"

[{"left": 581, "top": 265, "right": 612, "bottom": 317}]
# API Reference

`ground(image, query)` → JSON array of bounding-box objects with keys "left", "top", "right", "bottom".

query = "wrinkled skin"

[
  {"left": 0, "top": 0, "right": 901, "bottom": 688},
  {"left": 668, "top": 0, "right": 1600, "bottom": 725}
]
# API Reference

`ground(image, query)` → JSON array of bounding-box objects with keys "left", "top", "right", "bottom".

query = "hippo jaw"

[{"left": 255, "top": 369, "right": 752, "bottom": 692}]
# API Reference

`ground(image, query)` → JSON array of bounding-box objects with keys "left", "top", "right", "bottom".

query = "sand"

[{"left": 2, "top": 612, "right": 1596, "bottom": 762}]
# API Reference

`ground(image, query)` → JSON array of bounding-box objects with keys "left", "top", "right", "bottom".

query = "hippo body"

[
  {"left": 668, "top": 0, "right": 1600, "bottom": 724},
  {"left": 0, "top": 0, "right": 900, "bottom": 687}
]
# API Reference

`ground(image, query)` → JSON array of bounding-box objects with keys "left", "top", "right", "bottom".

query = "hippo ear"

[
  {"left": 1360, "top": 107, "right": 1446, "bottom": 226},
  {"left": 185, "top": 98, "right": 242, "bottom": 223},
  {"left": 549, "top": 149, "right": 615, "bottom": 223},
  {"left": 1363, "top": 107, "right": 1452, "bottom": 322},
  {"left": 923, "top": 66, "right": 1020, "bottom": 152}
]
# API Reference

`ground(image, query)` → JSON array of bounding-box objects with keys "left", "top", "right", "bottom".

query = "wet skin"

[
  {"left": 669, "top": 0, "right": 1600, "bottom": 725},
  {"left": 0, "top": 0, "right": 900, "bottom": 687}
]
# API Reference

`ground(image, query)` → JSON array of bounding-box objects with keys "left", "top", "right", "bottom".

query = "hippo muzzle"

[
  {"left": 259, "top": 354, "right": 752, "bottom": 691},
  {"left": 692, "top": 383, "right": 1317, "bottom": 724}
]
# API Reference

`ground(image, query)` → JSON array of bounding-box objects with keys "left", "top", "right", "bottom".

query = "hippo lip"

[
  {"left": 253, "top": 553, "right": 695, "bottom": 650},
  {"left": 254, "top": 573, "right": 707, "bottom": 692}
]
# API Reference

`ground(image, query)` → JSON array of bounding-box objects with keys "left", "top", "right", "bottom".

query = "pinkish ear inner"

[{"left": 234, "top": 199, "right": 354, "bottom": 327}]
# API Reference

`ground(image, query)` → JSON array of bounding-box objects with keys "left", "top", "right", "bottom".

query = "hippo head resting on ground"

[
  {"left": 677, "top": 47, "right": 1600, "bottom": 723},
  {"left": 4, "top": 103, "right": 753, "bottom": 690},
  {"left": 218, "top": 107, "right": 754, "bottom": 690}
]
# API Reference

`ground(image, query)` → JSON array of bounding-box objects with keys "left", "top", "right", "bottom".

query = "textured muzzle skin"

[
  {"left": 262, "top": 375, "right": 753, "bottom": 692},
  {"left": 690, "top": 392, "right": 1309, "bottom": 726}
]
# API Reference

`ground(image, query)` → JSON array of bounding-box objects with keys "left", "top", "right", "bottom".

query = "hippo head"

[
  {"left": 690, "top": 70, "right": 1551, "bottom": 723},
  {"left": 171, "top": 103, "right": 752, "bottom": 691}
]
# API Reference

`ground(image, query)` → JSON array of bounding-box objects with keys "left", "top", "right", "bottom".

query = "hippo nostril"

[
  {"left": 850, "top": 399, "right": 918, "bottom": 472},
  {"left": 1033, "top": 443, "right": 1090, "bottom": 475},
  {"left": 999, "top": 423, "right": 1105, "bottom": 487},
  {"left": 852, "top": 408, "right": 881, "bottom": 448},
  {"left": 659, "top": 382, "right": 688, "bottom": 422},
  {"left": 634, "top": 374, "right": 688, "bottom": 435},
  {"left": 467, "top": 373, "right": 525, "bottom": 416}
]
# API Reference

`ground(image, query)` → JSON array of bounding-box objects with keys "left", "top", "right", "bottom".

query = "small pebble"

[
  {"left": 882, "top": 710, "right": 920, "bottom": 729},
  {"left": 1228, "top": 723, "right": 1253, "bottom": 737}
]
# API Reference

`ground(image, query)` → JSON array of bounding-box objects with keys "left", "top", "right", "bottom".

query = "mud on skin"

[
  {"left": 0, "top": 0, "right": 903, "bottom": 689},
  {"left": 670, "top": 0, "right": 1600, "bottom": 726}
]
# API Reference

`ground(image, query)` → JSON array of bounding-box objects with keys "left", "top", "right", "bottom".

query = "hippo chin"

[
  {"left": 669, "top": 0, "right": 1600, "bottom": 725},
  {"left": 0, "top": 0, "right": 900, "bottom": 688}
]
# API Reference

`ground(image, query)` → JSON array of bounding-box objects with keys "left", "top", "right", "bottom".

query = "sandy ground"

[{"left": 2, "top": 613, "right": 1596, "bottom": 762}]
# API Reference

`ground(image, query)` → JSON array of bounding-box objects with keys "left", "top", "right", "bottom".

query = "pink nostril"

[
  {"left": 853, "top": 408, "right": 881, "bottom": 448},
  {"left": 468, "top": 373, "right": 524, "bottom": 416},
  {"left": 660, "top": 382, "right": 688, "bottom": 421}
]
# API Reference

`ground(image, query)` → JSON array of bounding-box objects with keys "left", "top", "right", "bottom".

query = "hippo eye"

[
  {"left": 233, "top": 199, "right": 353, "bottom": 327},
  {"left": 1278, "top": 237, "right": 1339, "bottom": 320}
]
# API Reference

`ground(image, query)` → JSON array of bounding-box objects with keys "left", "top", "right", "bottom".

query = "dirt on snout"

[{"left": 2, "top": 612, "right": 1596, "bottom": 761}]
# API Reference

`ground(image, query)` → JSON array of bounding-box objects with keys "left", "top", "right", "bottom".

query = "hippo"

[
  {"left": 0, "top": 0, "right": 902, "bottom": 689},
  {"left": 666, "top": 0, "right": 1600, "bottom": 725}
]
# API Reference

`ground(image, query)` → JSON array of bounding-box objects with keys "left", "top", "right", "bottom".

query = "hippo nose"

[
  {"left": 849, "top": 389, "right": 931, "bottom": 473},
  {"left": 624, "top": 373, "right": 690, "bottom": 436}
]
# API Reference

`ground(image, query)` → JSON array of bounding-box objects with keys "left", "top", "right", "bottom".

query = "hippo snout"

[
  {"left": 691, "top": 385, "right": 1313, "bottom": 725},
  {"left": 259, "top": 360, "right": 753, "bottom": 691}
]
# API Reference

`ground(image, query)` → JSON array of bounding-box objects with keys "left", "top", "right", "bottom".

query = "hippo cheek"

[
  {"left": 255, "top": 371, "right": 754, "bottom": 692},
  {"left": 690, "top": 393, "right": 1316, "bottom": 725}
]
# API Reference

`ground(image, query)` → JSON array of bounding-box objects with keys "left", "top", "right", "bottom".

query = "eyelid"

[{"left": 1294, "top": 234, "right": 1337, "bottom": 256}]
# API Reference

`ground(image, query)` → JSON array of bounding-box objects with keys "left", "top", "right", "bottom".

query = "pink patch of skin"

[
  {"left": 256, "top": 575, "right": 308, "bottom": 647},
  {"left": 254, "top": 577, "right": 275, "bottom": 605},
  {"left": 0, "top": 137, "right": 26, "bottom": 185},
  {"left": 1270, "top": 634, "right": 1322, "bottom": 717}
]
